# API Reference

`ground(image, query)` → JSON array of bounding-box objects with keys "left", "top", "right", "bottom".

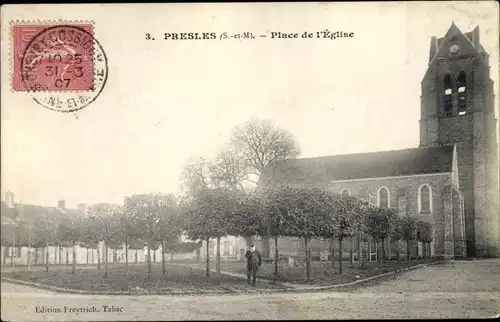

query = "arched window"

[
  {"left": 418, "top": 184, "right": 432, "bottom": 214},
  {"left": 377, "top": 187, "right": 390, "bottom": 208},
  {"left": 341, "top": 189, "right": 351, "bottom": 197},
  {"left": 442, "top": 74, "right": 453, "bottom": 117},
  {"left": 457, "top": 71, "right": 467, "bottom": 116}
]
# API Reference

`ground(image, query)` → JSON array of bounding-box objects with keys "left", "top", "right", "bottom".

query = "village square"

[{"left": 1, "top": 4, "right": 499, "bottom": 320}]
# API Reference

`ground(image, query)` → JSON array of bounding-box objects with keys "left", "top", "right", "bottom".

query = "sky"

[{"left": 1, "top": 2, "right": 499, "bottom": 208}]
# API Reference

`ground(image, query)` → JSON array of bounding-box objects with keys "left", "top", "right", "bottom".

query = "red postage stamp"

[{"left": 12, "top": 23, "right": 95, "bottom": 91}]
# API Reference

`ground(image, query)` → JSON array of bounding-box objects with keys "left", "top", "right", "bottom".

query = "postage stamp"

[{"left": 11, "top": 21, "right": 108, "bottom": 113}]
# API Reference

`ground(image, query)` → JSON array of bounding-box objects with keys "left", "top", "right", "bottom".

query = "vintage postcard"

[{"left": 1, "top": 2, "right": 499, "bottom": 321}]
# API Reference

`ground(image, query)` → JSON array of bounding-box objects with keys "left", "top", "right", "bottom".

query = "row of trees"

[{"left": 181, "top": 184, "right": 434, "bottom": 280}]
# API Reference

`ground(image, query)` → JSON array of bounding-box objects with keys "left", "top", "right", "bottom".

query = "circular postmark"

[{"left": 20, "top": 24, "right": 108, "bottom": 113}]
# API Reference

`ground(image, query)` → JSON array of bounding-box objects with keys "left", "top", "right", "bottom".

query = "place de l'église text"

[{"left": 145, "top": 30, "right": 354, "bottom": 41}]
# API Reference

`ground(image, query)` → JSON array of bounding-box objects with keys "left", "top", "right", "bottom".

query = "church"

[{"left": 260, "top": 23, "right": 500, "bottom": 259}]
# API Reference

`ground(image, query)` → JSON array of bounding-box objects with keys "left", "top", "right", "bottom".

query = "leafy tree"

[
  {"left": 365, "top": 207, "right": 397, "bottom": 263},
  {"left": 400, "top": 215, "right": 418, "bottom": 262},
  {"left": 154, "top": 194, "right": 182, "bottom": 275},
  {"left": 88, "top": 203, "right": 122, "bottom": 278},
  {"left": 390, "top": 216, "right": 404, "bottom": 264},
  {"left": 183, "top": 188, "right": 234, "bottom": 282},
  {"left": 330, "top": 195, "right": 365, "bottom": 274},
  {"left": 57, "top": 217, "right": 82, "bottom": 274},
  {"left": 124, "top": 194, "right": 174, "bottom": 279},
  {"left": 417, "top": 220, "right": 433, "bottom": 259},
  {"left": 267, "top": 185, "right": 330, "bottom": 280},
  {"left": 230, "top": 119, "right": 300, "bottom": 259}
]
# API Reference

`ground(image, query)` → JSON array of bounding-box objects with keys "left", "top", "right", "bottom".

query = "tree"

[
  {"left": 390, "top": 216, "right": 404, "bottom": 264},
  {"left": 365, "top": 207, "right": 397, "bottom": 263},
  {"left": 124, "top": 194, "right": 174, "bottom": 279},
  {"left": 209, "top": 149, "right": 249, "bottom": 191},
  {"left": 181, "top": 157, "right": 213, "bottom": 197},
  {"left": 267, "top": 185, "right": 330, "bottom": 281},
  {"left": 154, "top": 194, "right": 182, "bottom": 275},
  {"left": 417, "top": 220, "right": 433, "bottom": 259},
  {"left": 183, "top": 188, "right": 234, "bottom": 282},
  {"left": 58, "top": 217, "right": 82, "bottom": 274},
  {"left": 87, "top": 203, "right": 122, "bottom": 278},
  {"left": 400, "top": 215, "right": 418, "bottom": 262},
  {"left": 327, "top": 195, "right": 365, "bottom": 274},
  {"left": 230, "top": 119, "right": 300, "bottom": 259}
]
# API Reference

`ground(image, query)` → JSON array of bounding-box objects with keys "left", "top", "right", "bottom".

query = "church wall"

[{"left": 327, "top": 173, "right": 452, "bottom": 258}]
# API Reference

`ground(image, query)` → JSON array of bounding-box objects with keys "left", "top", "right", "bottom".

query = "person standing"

[{"left": 245, "top": 243, "right": 262, "bottom": 287}]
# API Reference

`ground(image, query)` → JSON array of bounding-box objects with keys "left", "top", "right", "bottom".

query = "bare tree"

[
  {"left": 231, "top": 119, "right": 300, "bottom": 182},
  {"left": 180, "top": 157, "right": 213, "bottom": 197},
  {"left": 230, "top": 119, "right": 300, "bottom": 259},
  {"left": 209, "top": 149, "right": 248, "bottom": 191}
]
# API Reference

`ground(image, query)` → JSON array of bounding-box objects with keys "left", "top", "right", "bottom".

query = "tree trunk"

[
  {"left": 54, "top": 247, "right": 57, "bottom": 265},
  {"left": 416, "top": 241, "right": 420, "bottom": 262},
  {"left": 274, "top": 236, "right": 279, "bottom": 276},
  {"left": 45, "top": 242, "right": 50, "bottom": 272},
  {"left": 262, "top": 234, "right": 271, "bottom": 261},
  {"left": 26, "top": 244, "right": 31, "bottom": 268},
  {"left": 86, "top": 248, "right": 89, "bottom": 264},
  {"left": 330, "top": 236, "right": 335, "bottom": 268},
  {"left": 338, "top": 237, "right": 343, "bottom": 274},
  {"left": 104, "top": 243, "right": 108, "bottom": 278},
  {"left": 216, "top": 237, "right": 221, "bottom": 284},
  {"left": 72, "top": 243, "right": 76, "bottom": 274},
  {"left": 147, "top": 245, "right": 151, "bottom": 279},
  {"left": 97, "top": 244, "right": 101, "bottom": 270},
  {"left": 376, "top": 241, "right": 381, "bottom": 264},
  {"left": 161, "top": 240, "right": 165, "bottom": 275},
  {"left": 423, "top": 242, "right": 427, "bottom": 260},
  {"left": 125, "top": 240, "right": 129, "bottom": 273},
  {"left": 10, "top": 233, "right": 15, "bottom": 267},
  {"left": 349, "top": 236, "right": 354, "bottom": 267},
  {"left": 406, "top": 240, "right": 411, "bottom": 263},
  {"left": 357, "top": 233, "right": 362, "bottom": 268},
  {"left": 35, "top": 247, "right": 39, "bottom": 265},
  {"left": 58, "top": 246, "right": 62, "bottom": 264},
  {"left": 381, "top": 238, "right": 386, "bottom": 263},
  {"left": 205, "top": 237, "right": 210, "bottom": 277},
  {"left": 304, "top": 237, "right": 311, "bottom": 281},
  {"left": 361, "top": 238, "right": 366, "bottom": 268}
]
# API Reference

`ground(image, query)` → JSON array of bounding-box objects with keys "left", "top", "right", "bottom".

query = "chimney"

[
  {"left": 78, "top": 203, "right": 87, "bottom": 215},
  {"left": 5, "top": 191, "right": 14, "bottom": 208},
  {"left": 58, "top": 200, "right": 66, "bottom": 209}
]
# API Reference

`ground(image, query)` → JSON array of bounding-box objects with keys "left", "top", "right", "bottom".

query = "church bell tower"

[{"left": 419, "top": 23, "right": 499, "bottom": 257}]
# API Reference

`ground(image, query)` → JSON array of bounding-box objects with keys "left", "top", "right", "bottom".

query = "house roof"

[
  {"left": 261, "top": 145, "right": 454, "bottom": 185},
  {"left": 0, "top": 201, "right": 84, "bottom": 229}
]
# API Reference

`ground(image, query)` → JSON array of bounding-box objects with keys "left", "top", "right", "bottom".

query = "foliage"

[
  {"left": 400, "top": 215, "right": 418, "bottom": 241},
  {"left": 226, "top": 189, "right": 266, "bottom": 238},
  {"left": 182, "top": 188, "right": 235, "bottom": 240},
  {"left": 417, "top": 220, "right": 433, "bottom": 243},
  {"left": 87, "top": 203, "right": 123, "bottom": 245},
  {"left": 365, "top": 207, "right": 397, "bottom": 242}
]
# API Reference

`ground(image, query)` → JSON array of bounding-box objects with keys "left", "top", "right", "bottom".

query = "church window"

[
  {"left": 418, "top": 184, "right": 432, "bottom": 214},
  {"left": 341, "top": 189, "right": 351, "bottom": 196},
  {"left": 457, "top": 71, "right": 467, "bottom": 115},
  {"left": 442, "top": 74, "right": 453, "bottom": 117},
  {"left": 443, "top": 74, "right": 453, "bottom": 90},
  {"left": 377, "top": 187, "right": 390, "bottom": 208}
]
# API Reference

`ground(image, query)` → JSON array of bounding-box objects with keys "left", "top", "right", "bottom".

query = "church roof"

[{"left": 261, "top": 145, "right": 454, "bottom": 185}]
